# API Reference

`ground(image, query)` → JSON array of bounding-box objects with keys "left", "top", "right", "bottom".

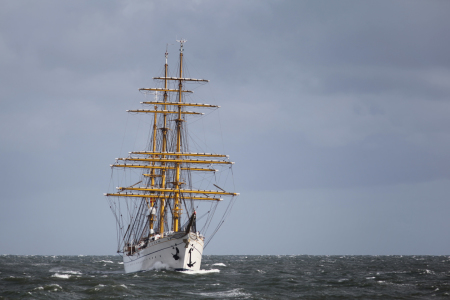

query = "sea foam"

[{"left": 180, "top": 269, "right": 220, "bottom": 275}]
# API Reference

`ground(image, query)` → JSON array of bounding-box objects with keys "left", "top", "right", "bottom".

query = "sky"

[{"left": 1, "top": 0, "right": 450, "bottom": 255}]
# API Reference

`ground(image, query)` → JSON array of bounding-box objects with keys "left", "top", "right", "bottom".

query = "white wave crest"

[
  {"left": 45, "top": 283, "right": 63, "bottom": 291},
  {"left": 147, "top": 261, "right": 170, "bottom": 271},
  {"left": 180, "top": 269, "right": 220, "bottom": 275},
  {"left": 212, "top": 263, "right": 226, "bottom": 266},
  {"left": 97, "top": 260, "right": 114, "bottom": 263},
  {"left": 94, "top": 284, "right": 106, "bottom": 291},
  {"left": 63, "top": 270, "right": 81, "bottom": 275},
  {"left": 197, "top": 288, "right": 250, "bottom": 297},
  {"left": 49, "top": 268, "right": 81, "bottom": 275},
  {"left": 52, "top": 273, "right": 71, "bottom": 279}
]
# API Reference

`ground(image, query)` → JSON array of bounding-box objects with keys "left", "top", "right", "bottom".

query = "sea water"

[{"left": 1, "top": 255, "right": 449, "bottom": 299}]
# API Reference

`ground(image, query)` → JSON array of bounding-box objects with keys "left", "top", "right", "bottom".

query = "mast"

[
  {"left": 173, "top": 39, "right": 186, "bottom": 232},
  {"left": 147, "top": 93, "right": 158, "bottom": 235},
  {"left": 159, "top": 46, "right": 170, "bottom": 237}
]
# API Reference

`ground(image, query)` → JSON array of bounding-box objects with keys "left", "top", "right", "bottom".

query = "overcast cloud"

[{"left": 1, "top": 0, "right": 450, "bottom": 255}]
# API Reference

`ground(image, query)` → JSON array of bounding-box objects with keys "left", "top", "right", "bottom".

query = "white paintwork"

[{"left": 123, "top": 232, "right": 204, "bottom": 273}]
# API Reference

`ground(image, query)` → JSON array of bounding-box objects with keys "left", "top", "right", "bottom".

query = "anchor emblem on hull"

[
  {"left": 172, "top": 246, "right": 180, "bottom": 260},
  {"left": 187, "top": 247, "right": 196, "bottom": 268}
]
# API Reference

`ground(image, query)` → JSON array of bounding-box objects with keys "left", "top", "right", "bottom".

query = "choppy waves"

[{"left": 1, "top": 255, "right": 449, "bottom": 299}]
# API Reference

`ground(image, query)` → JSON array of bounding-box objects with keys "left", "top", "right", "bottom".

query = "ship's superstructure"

[{"left": 105, "top": 40, "right": 238, "bottom": 272}]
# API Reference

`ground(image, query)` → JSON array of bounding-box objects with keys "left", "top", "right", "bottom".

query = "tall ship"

[{"left": 104, "top": 40, "right": 239, "bottom": 273}]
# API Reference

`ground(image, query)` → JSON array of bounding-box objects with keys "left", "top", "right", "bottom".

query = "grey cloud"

[{"left": 1, "top": 0, "right": 449, "bottom": 255}]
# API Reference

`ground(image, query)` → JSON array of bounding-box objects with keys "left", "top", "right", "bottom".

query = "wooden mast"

[
  {"left": 159, "top": 46, "right": 170, "bottom": 237},
  {"left": 173, "top": 39, "right": 186, "bottom": 232},
  {"left": 148, "top": 99, "right": 157, "bottom": 234}
]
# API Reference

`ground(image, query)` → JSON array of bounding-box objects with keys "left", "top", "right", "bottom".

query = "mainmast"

[
  {"left": 173, "top": 39, "right": 186, "bottom": 232},
  {"left": 159, "top": 45, "right": 170, "bottom": 237}
]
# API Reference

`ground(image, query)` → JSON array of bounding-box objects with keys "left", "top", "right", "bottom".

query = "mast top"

[
  {"left": 165, "top": 44, "right": 169, "bottom": 64},
  {"left": 176, "top": 39, "right": 187, "bottom": 52}
]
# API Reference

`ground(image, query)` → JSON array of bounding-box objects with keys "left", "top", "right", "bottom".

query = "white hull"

[{"left": 123, "top": 232, "right": 204, "bottom": 273}]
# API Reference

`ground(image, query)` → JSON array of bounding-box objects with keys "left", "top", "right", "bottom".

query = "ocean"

[{"left": 0, "top": 255, "right": 449, "bottom": 299}]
